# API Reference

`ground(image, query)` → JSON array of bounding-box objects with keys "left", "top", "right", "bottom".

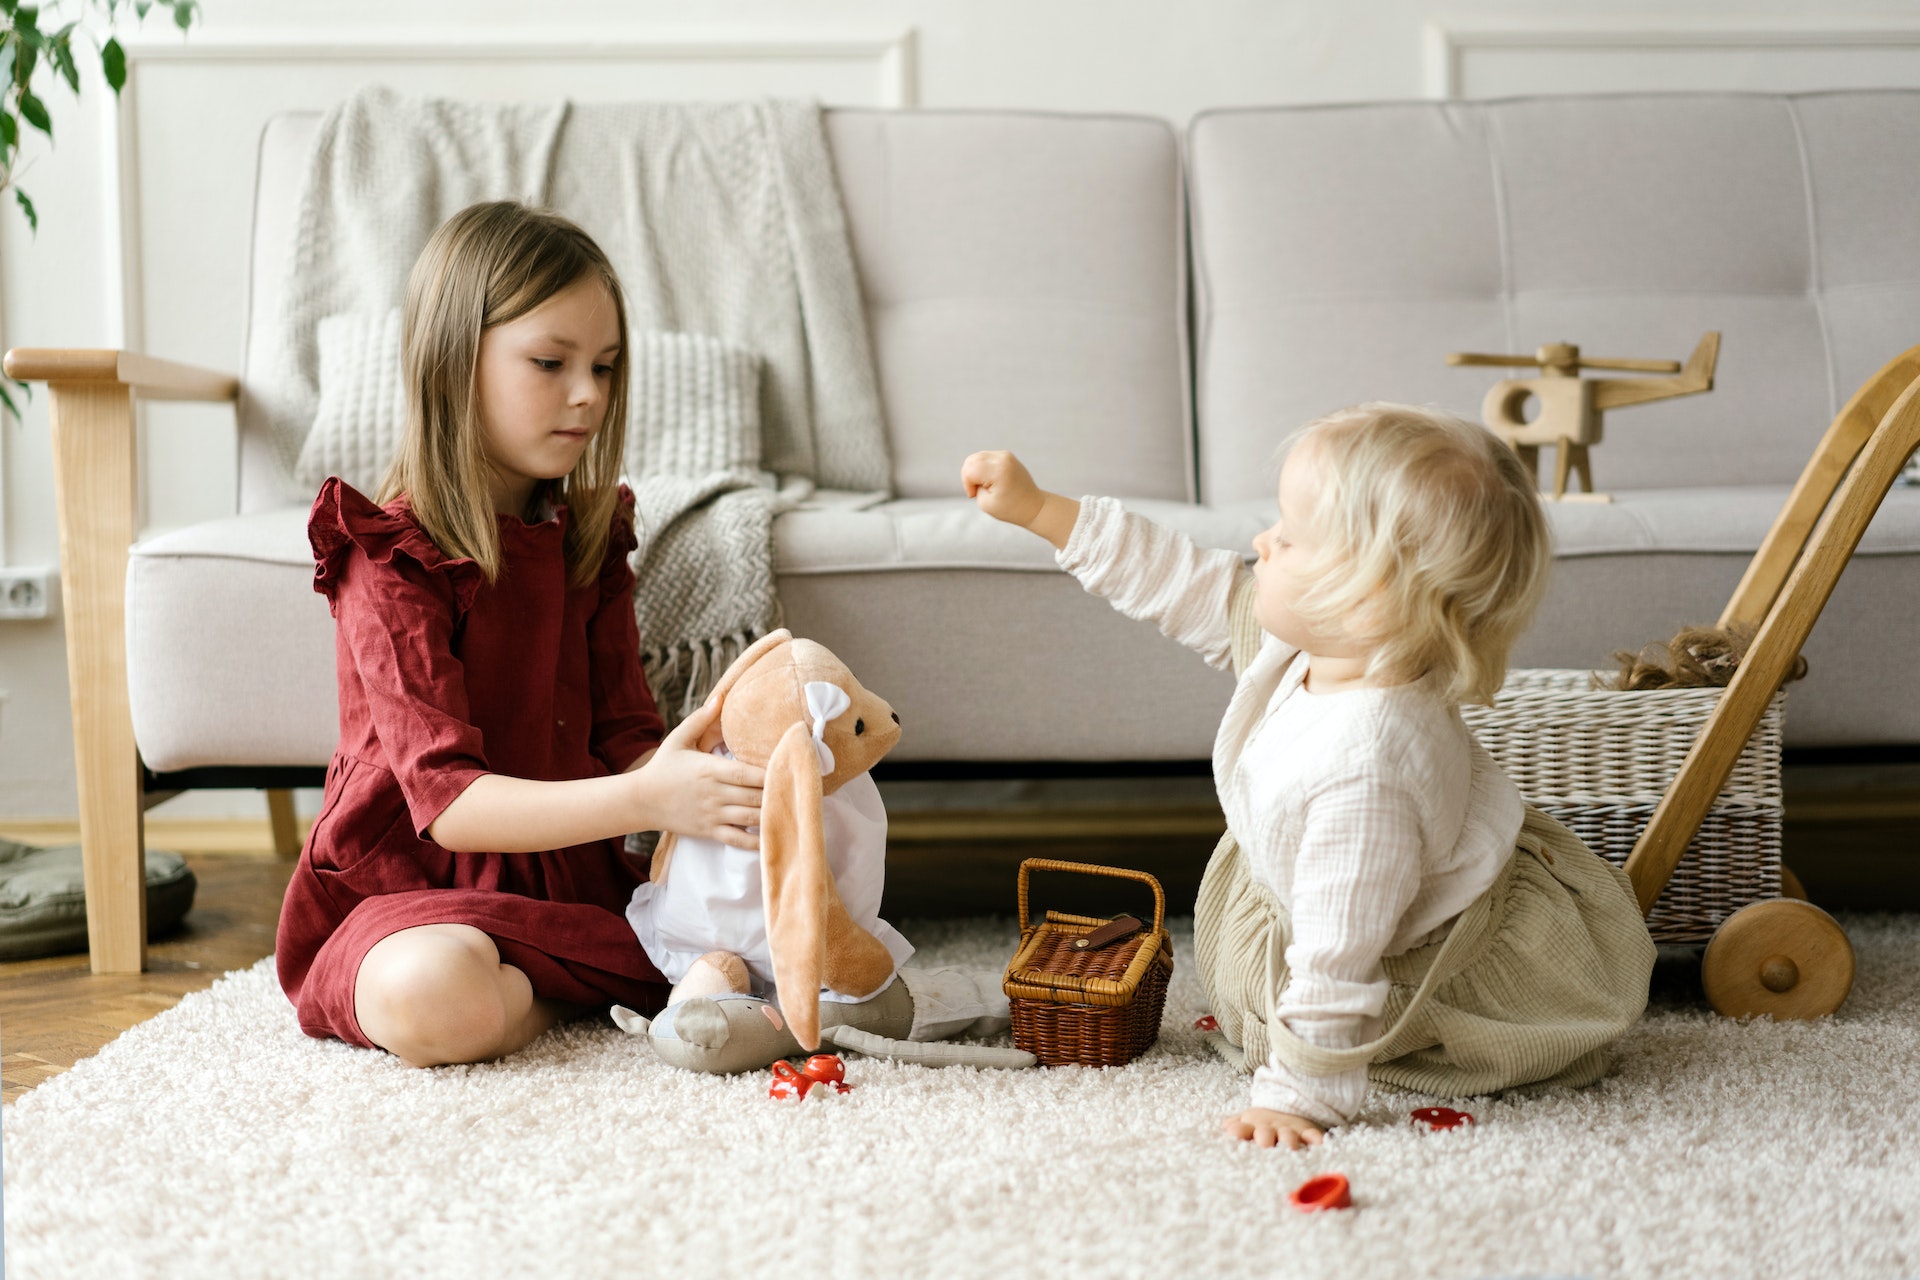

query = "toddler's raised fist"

[{"left": 962, "top": 450, "right": 1044, "bottom": 528}]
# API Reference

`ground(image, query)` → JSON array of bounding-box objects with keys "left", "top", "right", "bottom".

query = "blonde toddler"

[{"left": 963, "top": 403, "right": 1655, "bottom": 1147}]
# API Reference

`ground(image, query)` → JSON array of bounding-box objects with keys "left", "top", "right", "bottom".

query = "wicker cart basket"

[
  {"left": 1462, "top": 669, "right": 1785, "bottom": 944},
  {"left": 1003, "top": 859, "right": 1173, "bottom": 1067}
]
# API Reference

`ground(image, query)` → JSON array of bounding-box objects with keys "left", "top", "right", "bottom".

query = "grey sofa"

[
  {"left": 18, "top": 91, "right": 1920, "bottom": 970},
  {"left": 131, "top": 91, "right": 1920, "bottom": 778}
]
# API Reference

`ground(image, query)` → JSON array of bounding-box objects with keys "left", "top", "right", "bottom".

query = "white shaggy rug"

[{"left": 6, "top": 914, "right": 1920, "bottom": 1280}]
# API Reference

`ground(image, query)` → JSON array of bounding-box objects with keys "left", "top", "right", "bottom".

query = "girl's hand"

[
  {"left": 962, "top": 450, "right": 1046, "bottom": 527},
  {"left": 961, "top": 450, "right": 1081, "bottom": 550},
  {"left": 632, "top": 699, "right": 764, "bottom": 849},
  {"left": 1221, "top": 1107, "right": 1326, "bottom": 1150}
]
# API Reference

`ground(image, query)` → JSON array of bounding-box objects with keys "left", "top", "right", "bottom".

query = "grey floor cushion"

[{"left": 0, "top": 838, "right": 198, "bottom": 961}]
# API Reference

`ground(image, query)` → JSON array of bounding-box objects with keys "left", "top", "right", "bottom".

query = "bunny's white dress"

[{"left": 625, "top": 746, "right": 914, "bottom": 1003}]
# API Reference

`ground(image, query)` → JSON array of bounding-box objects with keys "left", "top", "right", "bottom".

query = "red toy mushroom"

[
  {"left": 767, "top": 1054, "right": 854, "bottom": 1100},
  {"left": 1410, "top": 1106, "right": 1474, "bottom": 1131}
]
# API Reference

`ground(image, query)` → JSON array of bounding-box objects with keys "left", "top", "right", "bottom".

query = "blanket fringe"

[{"left": 642, "top": 629, "right": 767, "bottom": 726}]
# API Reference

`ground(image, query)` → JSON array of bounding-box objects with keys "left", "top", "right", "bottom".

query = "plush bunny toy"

[{"left": 614, "top": 630, "right": 1032, "bottom": 1073}]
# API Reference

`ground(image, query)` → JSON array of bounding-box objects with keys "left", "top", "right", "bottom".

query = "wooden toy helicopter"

[{"left": 1446, "top": 331, "right": 1720, "bottom": 501}]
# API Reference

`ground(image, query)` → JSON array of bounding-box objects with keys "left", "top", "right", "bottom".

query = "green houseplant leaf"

[
  {"left": 17, "top": 88, "right": 47, "bottom": 137},
  {"left": 48, "top": 23, "right": 77, "bottom": 93},
  {"left": 0, "top": 378, "right": 33, "bottom": 424},
  {"left": 0, "top": 1, "right": 199, "bottom": 236}
]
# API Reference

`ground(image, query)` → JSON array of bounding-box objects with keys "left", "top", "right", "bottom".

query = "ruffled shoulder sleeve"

[
  {"left": 606, "top": 482, "right": 638, "bottom": 559},
  {"left": 308, "top": 477, "right": 484, "bottom": 615},
  {"left": 597, "top": 482, "right": 640, "bottom": 599}
]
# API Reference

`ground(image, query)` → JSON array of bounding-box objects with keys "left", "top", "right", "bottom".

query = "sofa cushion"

[
  {"left": 295, "top": 309, "right": 408, "bottom": 495},
  {"left": 778, "top": 487, "right": 1920, "bottom": 569},
  {"left": 1187, "top": 93, "right": 1920, "bottom": 502},
  {"left": 292, "top": 314, "right": 766, "bottom": 497},
  {"left": 626, "top": 332, "right": 763, "bottom": 481},
  {"left": 771, "top": 497, "right": 1257, "bottom": 575},
  {"left": 125, "top": 489, "right": 1920, "bottom": 771},
  {"left": 775, "top": 491, "right": 1920, "bottom": 749},
  {"left": 127, "top": 507, "right": 340, "bottom": 772},
  {"left": 824, "top": 110, "right": 1192, "bottom": 503}
]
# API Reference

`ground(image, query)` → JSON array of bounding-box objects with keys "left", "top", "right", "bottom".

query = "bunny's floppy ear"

[
  {"left": 702, "top": 629, "right": 792, "bottom": 712},
  {"left": 761, "top": 722, "right": 830, "bottom": 1051},
  {"left": 762, "top": 723, "right": 902, "bottom": 1050}
]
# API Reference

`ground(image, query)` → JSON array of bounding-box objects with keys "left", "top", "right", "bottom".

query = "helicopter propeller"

[{"left": 1445, "top": 347, "right": 1682, "bottom": 374}]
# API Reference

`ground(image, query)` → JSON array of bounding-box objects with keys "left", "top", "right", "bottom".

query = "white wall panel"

[{"left": 1429, "top": 20, "right": 1920, "bottom": 99}]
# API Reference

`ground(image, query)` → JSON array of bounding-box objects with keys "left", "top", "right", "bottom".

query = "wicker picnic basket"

[
  {"left": 1003, "top": 859, "right": 1174, "bottom": 1067},
  {"left": 1461, "top": 669, "right": 1786, "bottom": 944}
]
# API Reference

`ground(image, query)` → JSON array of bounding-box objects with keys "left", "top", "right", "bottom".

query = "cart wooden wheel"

[
  {"left": 1701, "top": 899, "right": 1854, "bottom": 1019},
  {"left": 1779, "top": 864, "right": 1808, "bottom": 901}
]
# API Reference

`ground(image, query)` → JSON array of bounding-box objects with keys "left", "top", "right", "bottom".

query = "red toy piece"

[
  {"left": 803, "top": 1054, "right": 846, "bottom": 1085},
  {"left": 768, "top": 1060, "right": 812, "bottom": 1099},
  {"left": 1288, "top": 1174, "right": 1352, "bottom": 1213},
  {"left": 1193, "top": 1015, "right": 1220, "bottom": 1031},
  {"left": 1410, "top": 1106, "right": 1474, "bottom": 1130},
  {"left": 768, "top": 1055, "right": 854, "bottom": 1100}
]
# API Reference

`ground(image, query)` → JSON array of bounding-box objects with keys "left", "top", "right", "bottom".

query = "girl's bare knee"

[{"left": 355, "top": 925, "right": 516, "bottom": 1067}]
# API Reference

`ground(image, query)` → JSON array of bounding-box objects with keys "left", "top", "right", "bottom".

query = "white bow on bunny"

[{"left": 804, "top": 681, "right": 849, "bottom": 775}]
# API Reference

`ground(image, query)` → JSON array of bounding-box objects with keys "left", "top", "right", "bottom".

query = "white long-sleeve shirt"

[{"left": 1057, "top": 496, "right": 1525, "bottom": 1126}]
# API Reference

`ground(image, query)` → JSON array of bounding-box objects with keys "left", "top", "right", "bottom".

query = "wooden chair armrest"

[{"left": 3, "top": 348, "right": 239, "bottom": 403}]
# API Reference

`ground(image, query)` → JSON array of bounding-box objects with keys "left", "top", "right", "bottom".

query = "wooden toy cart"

[{"left": 1624, "top": 344, "right": 1920, "bottom": 1019}]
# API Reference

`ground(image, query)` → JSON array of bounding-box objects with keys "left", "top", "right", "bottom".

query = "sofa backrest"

[
  {"left": 1186, "top": 92, "right": 1920, "bottom": 502},
  {"left": 240, "top": 107, "right": 1192, "bottom": 511}
]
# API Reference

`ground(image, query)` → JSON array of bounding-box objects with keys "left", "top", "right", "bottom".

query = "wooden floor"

[
  {"left": 0, "top": 854, "right": 296, "bottom": 1105},
  {"left": 3, "top": 768, "right": 1916, "bottom": 1107}
]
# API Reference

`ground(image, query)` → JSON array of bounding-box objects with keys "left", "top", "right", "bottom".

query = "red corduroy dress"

[{"left": 276, "top": 478, "right": 672, "bottom": 1047}]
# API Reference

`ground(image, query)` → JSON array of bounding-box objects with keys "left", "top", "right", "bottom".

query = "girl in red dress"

[{"left": 277, "top": 201, "right": 764, "bottom": 1067}]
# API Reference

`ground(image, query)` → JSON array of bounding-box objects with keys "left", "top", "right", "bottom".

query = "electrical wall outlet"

[{"left": 0, "top": 567, "right": 58, "bottom": 620}]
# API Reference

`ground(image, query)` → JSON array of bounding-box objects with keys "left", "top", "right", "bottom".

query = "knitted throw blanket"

[
  {"left": 261, "top": 85, "right": 891, "bottom": 719},
  {"left": 623, "top": 330, "right": 800, "bottom": 723}
]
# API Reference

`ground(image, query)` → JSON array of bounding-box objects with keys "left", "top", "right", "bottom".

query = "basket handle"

[{"left": 1016, "top": 858, "right": 1166, "bottom": 937}]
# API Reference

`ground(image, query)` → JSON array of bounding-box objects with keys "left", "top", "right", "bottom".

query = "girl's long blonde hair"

[{"left": 377, "top": 201, "right": 630, "bottom": 590}]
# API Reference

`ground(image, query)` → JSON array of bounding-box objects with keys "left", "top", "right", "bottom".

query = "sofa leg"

[
  {"left": 266, "top": 789, "right": 301, "bottom": 857},
  {"left": 48, "top": 381, "right": 147, "bottom": 974}
]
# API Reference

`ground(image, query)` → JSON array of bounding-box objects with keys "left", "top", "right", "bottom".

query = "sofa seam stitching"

[
  {"left": 1483, "top": 106, "right": 1517, "bottom": 355},
  {"left": 1784, "top": 97, "right": 1840, "bottom": 424},
  {"left": 1187, "top": 124, "right": 1214, "bottom": 504}
]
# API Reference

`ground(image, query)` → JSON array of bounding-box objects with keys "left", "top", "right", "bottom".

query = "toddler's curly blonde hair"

[{"left": 1283, "top": 402, "right": 1551, "bottom": 706}]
